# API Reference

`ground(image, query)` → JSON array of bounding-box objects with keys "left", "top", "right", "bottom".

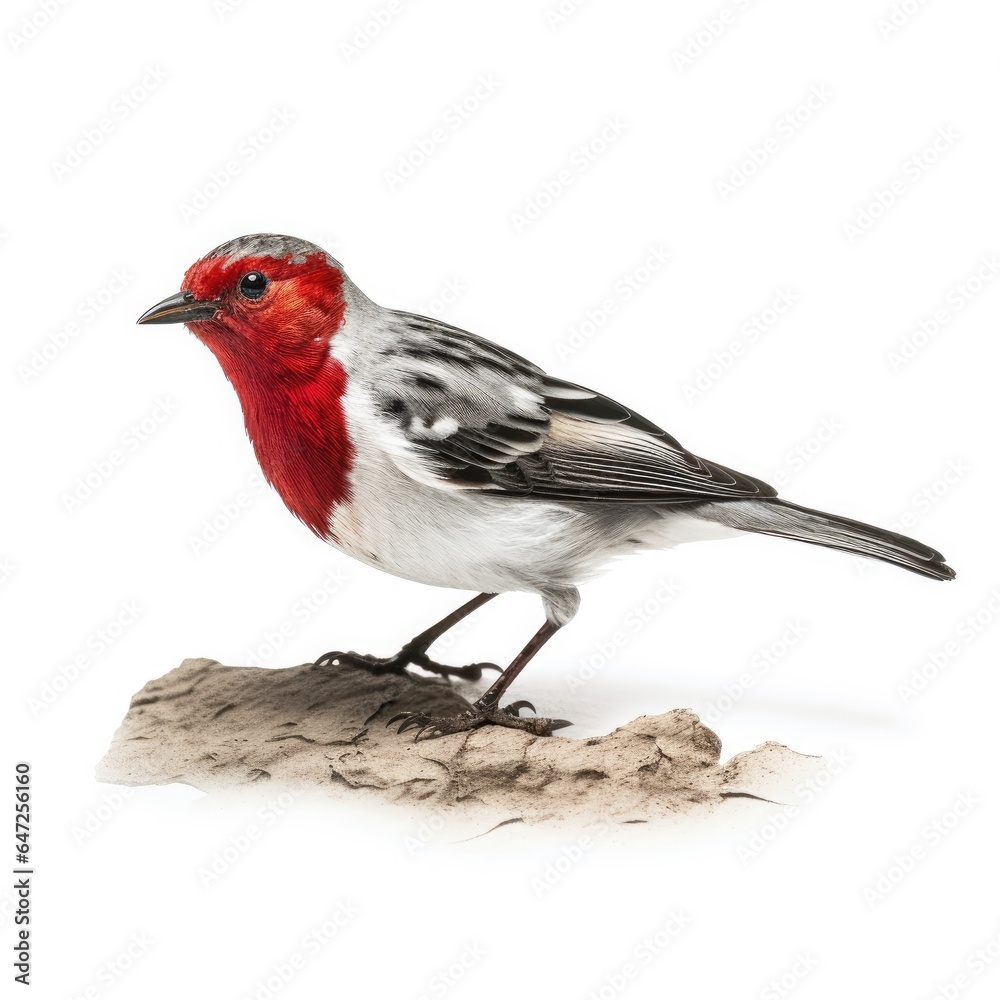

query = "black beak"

[{"left": 137, "top": 290, "right": 221, "bottom": 325}]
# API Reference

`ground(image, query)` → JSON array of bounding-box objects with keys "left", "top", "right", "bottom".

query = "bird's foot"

[
  {"left": 387, "top": 699, "right": 572, "bottom": 740},
  {"left": 312, "top": 647, "right": 500, "bottom": 683}
]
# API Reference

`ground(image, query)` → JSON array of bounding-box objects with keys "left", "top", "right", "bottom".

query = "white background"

[{"left": 5, "top": 0, "right": 999, "bottom": 996}]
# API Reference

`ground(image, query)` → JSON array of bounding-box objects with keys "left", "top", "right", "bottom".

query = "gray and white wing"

[
  {"left": 372, "top": 312, "right": 776, "bottom": 504},
  {"left": 366, "top": 313, "right": 550, "bottom": 492}
]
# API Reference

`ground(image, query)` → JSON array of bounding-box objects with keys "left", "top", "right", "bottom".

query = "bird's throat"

[{"left": 230, "top": 357, "right": 354, "bottom": 539}]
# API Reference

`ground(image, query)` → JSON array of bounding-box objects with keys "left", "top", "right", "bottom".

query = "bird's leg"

[
  {"left": 313, "top": 593, "right": 501, "bottom": 681},
  {"left": 388, "top": 620, "right": 571, "bottom": 739}
]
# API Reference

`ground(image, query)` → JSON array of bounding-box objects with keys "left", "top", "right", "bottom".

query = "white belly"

[
  {"left": 329, "top": 444, "right": 594, "bottom": 595},
  {"left": 324, "top": 354, "right": 741, "bottom": 607}
]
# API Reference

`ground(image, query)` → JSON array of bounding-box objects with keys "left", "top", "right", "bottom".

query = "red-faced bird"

[{"left": 139, "top": 234, "right": 954, "bottom": 738}]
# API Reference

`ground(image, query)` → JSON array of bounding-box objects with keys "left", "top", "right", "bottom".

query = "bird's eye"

[{"left": 238, "top": 271, "right": 268, "bottom": 299}]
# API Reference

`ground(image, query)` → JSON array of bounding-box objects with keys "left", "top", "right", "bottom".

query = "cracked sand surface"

[{"left": 97, "top": 657, "right": 822, "bottom": 826}]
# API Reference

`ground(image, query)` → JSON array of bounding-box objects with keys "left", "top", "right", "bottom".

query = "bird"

[{"left": 138, "top": 233, "right": 955, "bottom": 739}]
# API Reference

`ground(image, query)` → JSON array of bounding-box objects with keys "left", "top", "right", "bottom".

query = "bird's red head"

[
  {"left": 139, "top": 234, "right": 354, "bottom": 537},
  {"left": 140, "top": 233, "right": 348, "bottom": 382}
]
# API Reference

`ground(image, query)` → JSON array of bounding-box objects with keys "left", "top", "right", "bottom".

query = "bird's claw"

[
  {"left": 313, "top": 649, "right": 500, "bottom": 681},
  {"left": 313, "top": 650, "right": 367, "bottom": 671},
  {"left": 404, "top": 649, "right": 502, "bottom": 681},
  {"left": 388, "top": 712, "right": 433, "bottom": 736},
  {"left": 436, "top": 661, "right": 502, "bottom": 682},
  {"left": 386, "top": 704, "right": 571, "bottom": 740},
  {"left": 503, "top": 699, "right": 536, "bottom": 716},
  {"left": 386, "top": 710, "right": 481, "bottom": 741}
]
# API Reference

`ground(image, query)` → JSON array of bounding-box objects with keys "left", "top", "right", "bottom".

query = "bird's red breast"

[{"left": 182, "top": 250, "right": 354, "bottom": 538}]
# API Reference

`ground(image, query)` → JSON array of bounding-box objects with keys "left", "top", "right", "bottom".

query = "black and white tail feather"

[{"left": 694, "top": 498, "right": 955, "bottom": 582}]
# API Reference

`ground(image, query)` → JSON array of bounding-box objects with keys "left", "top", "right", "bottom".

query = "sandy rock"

[{"left": 97, "top": 657, "right": 822, "bottom": 826}]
